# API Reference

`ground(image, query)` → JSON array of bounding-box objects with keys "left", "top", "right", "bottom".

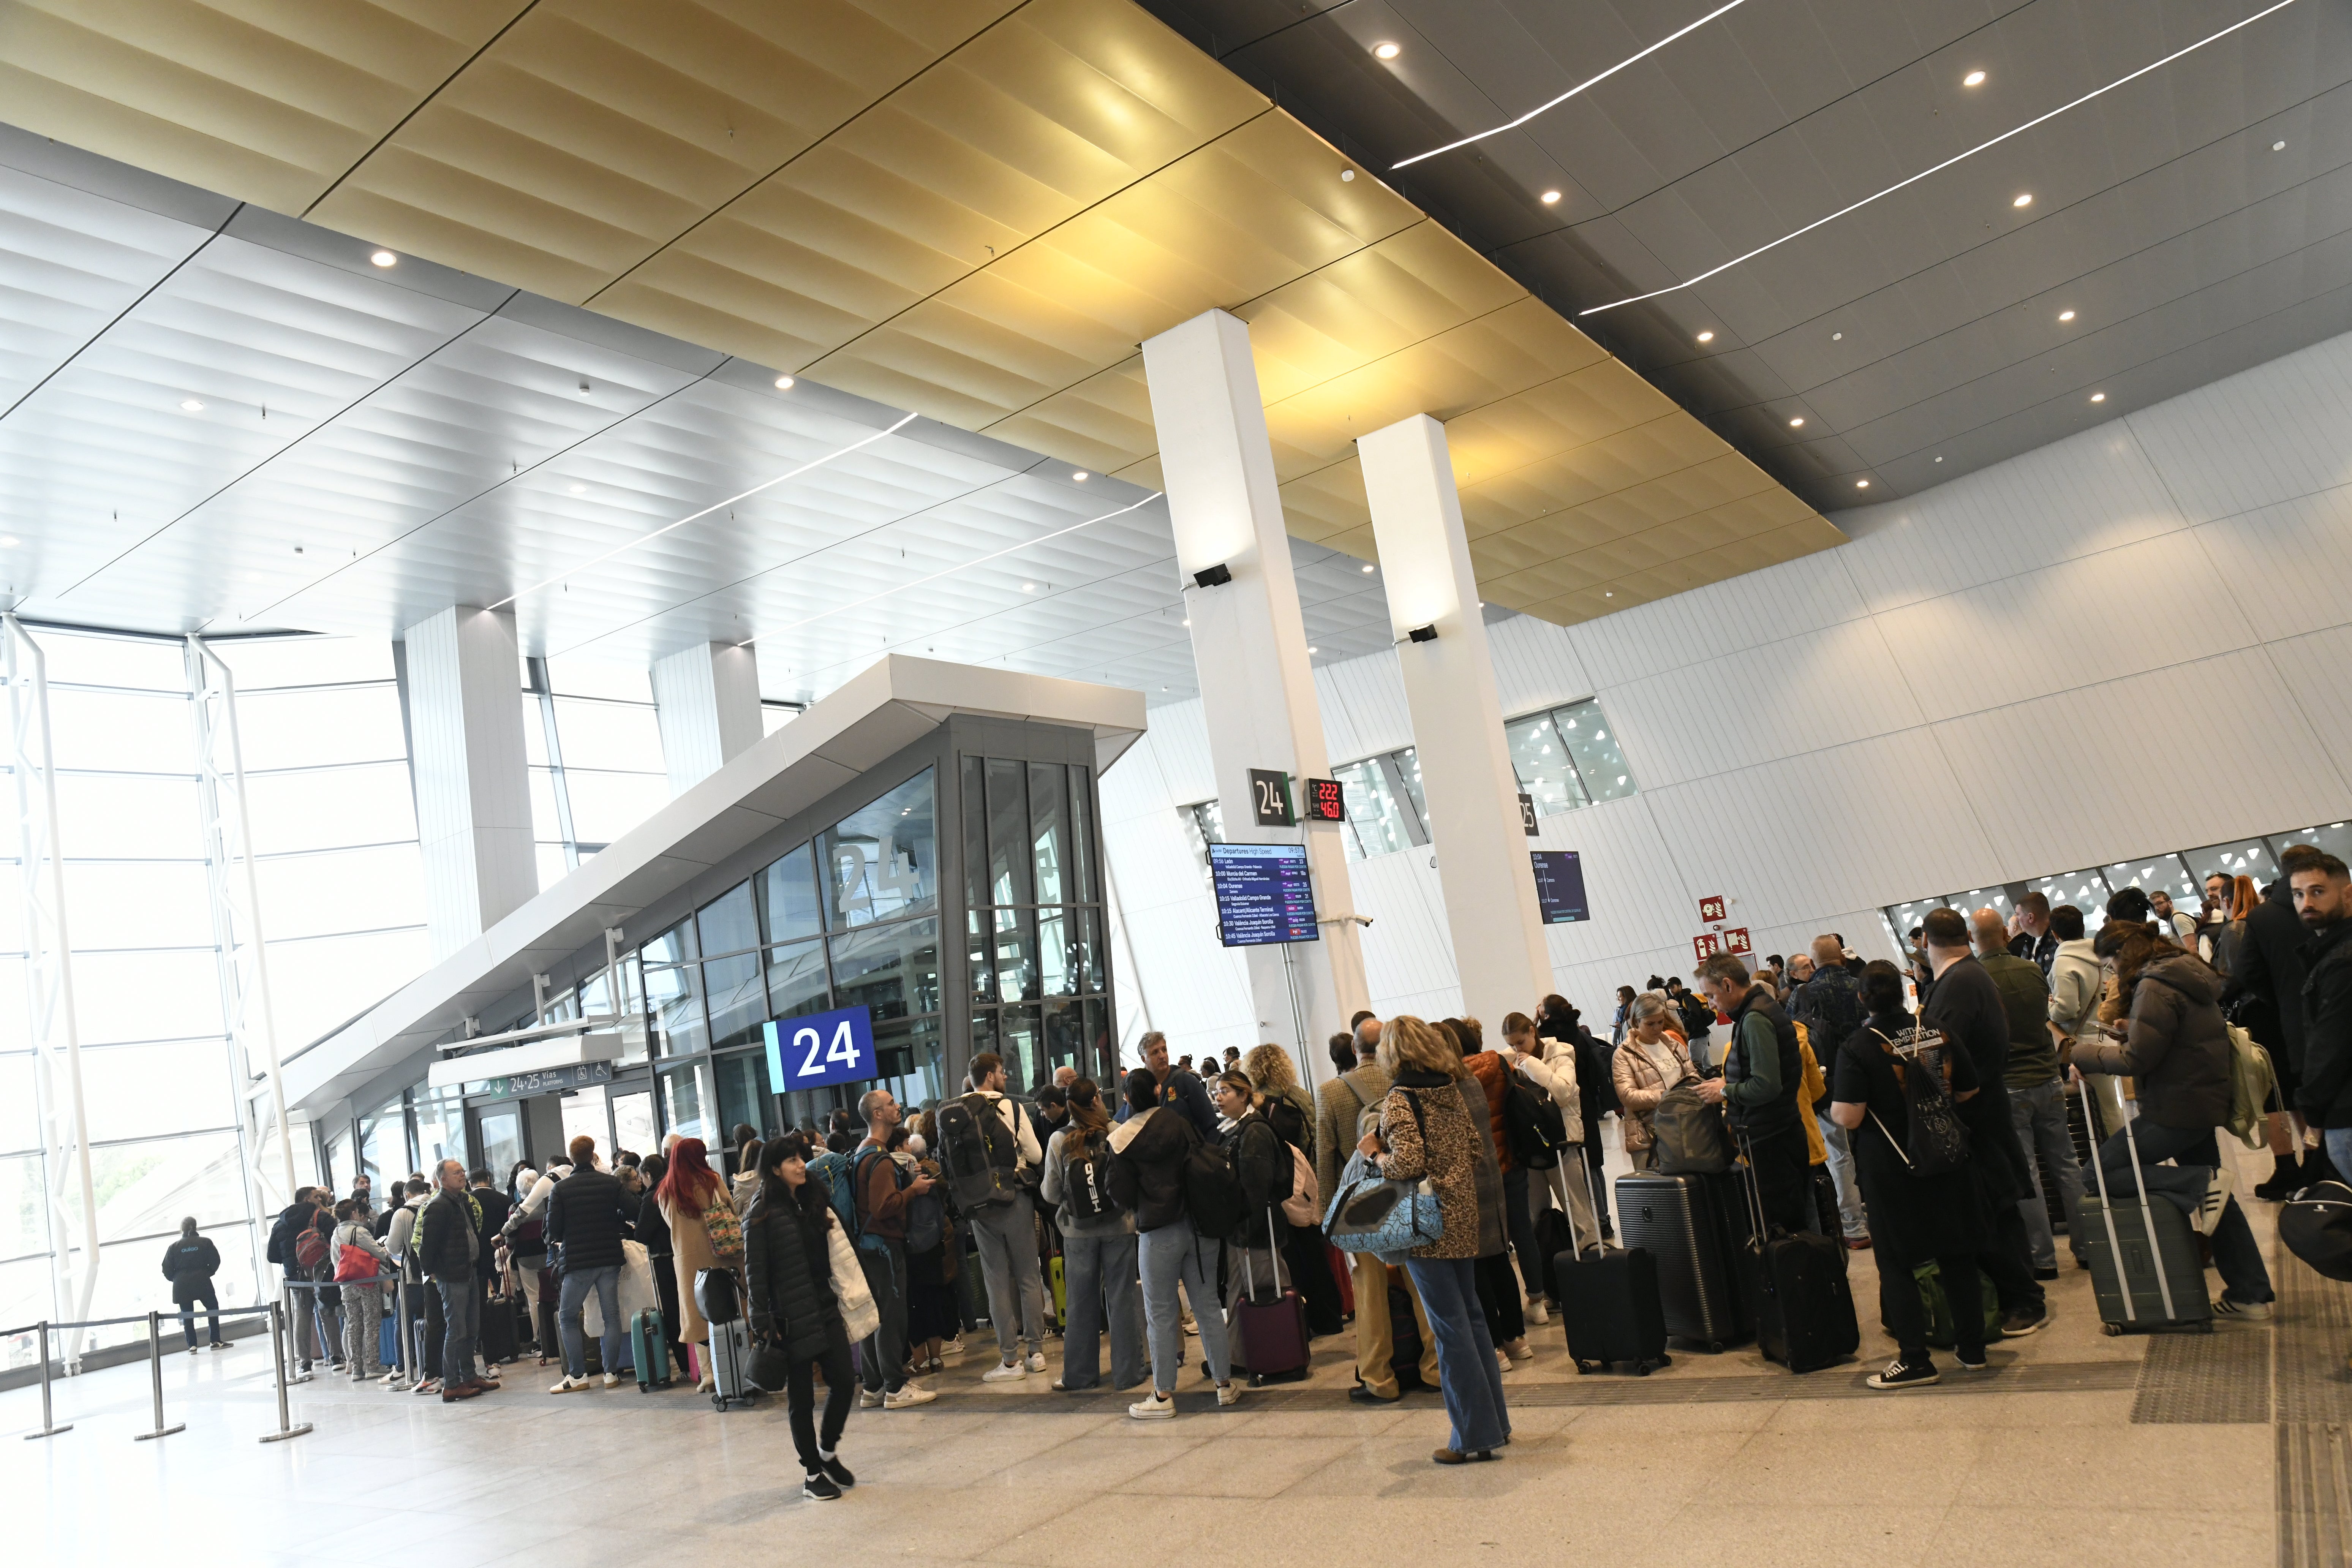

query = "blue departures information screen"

[
  {"left": 1208, "top": 842, "right": 1321, "bottom": 947},
  {"left": 1530, "top": 850, "right": 1591, "bottom": 924}
]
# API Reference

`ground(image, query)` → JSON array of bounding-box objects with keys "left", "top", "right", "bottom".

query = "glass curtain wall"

[
  {"left": 522, "top": 656, "right": 668, "bottom": 891},
  {"left": 964, "top": 756, "right": 1111, "bottom": 1092}
]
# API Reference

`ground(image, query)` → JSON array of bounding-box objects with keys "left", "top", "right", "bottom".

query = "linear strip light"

[
  {"left": 490, "top": 412, "right": 918, "bottom": 609},
  {"left": 1580, "top": 0, "right": 2306, "bottom": 316},
  {"left": 737, "top": 492, "right": 1162, "bottom": 649},
  {"left": 1393, "top": 0, "right": 1754, "bottom": 170}
]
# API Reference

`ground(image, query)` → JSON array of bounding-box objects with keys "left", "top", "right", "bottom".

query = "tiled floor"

[{"left": 6, "top": 1181, "right": 2303, "bottom": 1568}]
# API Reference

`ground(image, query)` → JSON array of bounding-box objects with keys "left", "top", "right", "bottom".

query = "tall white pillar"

[
  {"left": 1358, "top": 414, "right": 1553, "bottom": 1023},
  {"left": 402, "top": 605, "right": 536, "bottom": 959},
  {"left": 651, "top": 640, "right": 763, "bottom": 795},
  {"left": 1143, "top": 309, "right": 1369, "bottom": 1078}
]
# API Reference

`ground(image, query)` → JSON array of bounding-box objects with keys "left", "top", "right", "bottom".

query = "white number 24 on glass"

[{"left": 794, "top": 1020, "right": 863, "bottom": 1078}]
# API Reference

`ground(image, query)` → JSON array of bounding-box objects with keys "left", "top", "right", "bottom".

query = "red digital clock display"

[{"left": 1302, "top": 777, "right": 1347, "bottom": 823}]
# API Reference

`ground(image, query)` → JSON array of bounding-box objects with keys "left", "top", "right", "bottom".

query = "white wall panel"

[
  {"left": 1319, "top": 648, "right": 1412, "bottom": 763},
  {"left": 1532, "top": 794, "right": 1694, "bottom": 969},
  {"left": 2233, "top": 625, "right": 2352, "bottom": 811},
  {"left": 2129, "top": 332, "right": 2352, "bottom": 523},
  {"left": 2194, "top": 487, "right": 2352, "bottom": 643},
  {"left": 1565, "top": 547, "right": 1868, "bottom": 690},
  {"left": 1871, "top": 529, "right": 2258, "bottom": 722},
  {"left": 1486, "top": 614, "right": 1593, "bottom": 717}
]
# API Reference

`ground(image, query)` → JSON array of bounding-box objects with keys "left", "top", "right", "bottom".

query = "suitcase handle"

[{"left": 2077, "top": 1078, "right": 2175, "bottom": 1323}]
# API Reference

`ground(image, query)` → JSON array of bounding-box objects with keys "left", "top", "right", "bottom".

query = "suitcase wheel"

[
  {"left": 1574, "top": 1359, "right": 1593, "bottom": 1375},
  {"left": 1705, "top": 1340, "right": 1725, "bottom": 1355},
  {"left": 2101, "top": 1323, "right": 2123, "bottom": 1337},
  {"left": 1634, "top": 1361, "right": 1653, "bottom": 1377}
]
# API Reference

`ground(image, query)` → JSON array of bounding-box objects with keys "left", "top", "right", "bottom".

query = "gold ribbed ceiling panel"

[
  {"left": 0, "top": 0, "right": 525, "bottom": 213},
  {"left": 0, "top": 0, "right": 1843, "bottom": 626}
]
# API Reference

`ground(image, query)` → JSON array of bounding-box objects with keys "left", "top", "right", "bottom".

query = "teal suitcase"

[{"left": 631, "top": 1308, "right": 672, "bottom": 1389}]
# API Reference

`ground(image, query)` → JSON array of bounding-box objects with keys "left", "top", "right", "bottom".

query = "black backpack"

[
  {"left": 1062, "top": 1134, "right": 1119, "bottom": 1221},
  {"left": 937, "top": 1096, "right": 1015, "bottom": 1208},
  {"left": 1183, "top": 1138, "right": 1247, "bottom": 1240},
  {"left": 1502, "top": 1075, "right": 1569, "bottom": 1170},
  {"left": 1263, "top": 1094, "right": 1307, "bottom": 1149}
]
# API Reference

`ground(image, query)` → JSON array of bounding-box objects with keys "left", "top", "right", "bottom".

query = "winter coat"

[
  {"left": 1314, "top": 1061, "right": 1389, "bottom": 1206},
  {"left": 661, "top": 1180, "right": 740, "bottom": 1344},
  {"left": 742, "top": 1186, "right": 841, "bottom": 1363},
  {"left": 1108, "top": 1105, "right": 1196, "bottom": 1233},
  {"left": 544, "top": 1166, "right": 632, "bottom": 1274},
  {"left": 2073, "top": 948, "right": 2233, "bottom": 1131},
  {"left": 1454, "top": 1073, "right": 1506, "bottom": 1258},
  {"left": 414, "top": 1189, "right": 484, "bottom": 1284},
  {"left": 1461, "top": 1051, "right": 1516, "bottom": 1174},
  {"left": 160, "top": 1234, "right": 220, "bottom": 1304},
  {"left": 1373, "top": 1068, "right": 1484, "bottom": 1260},
  {"left": 1220, "top": 1109, "right": 1290, "bottom": 1245},
  {"left": 2297, "top": 918, "right": 2352, "bottom": 1129},
  {"left": 1611, "top": 1031, "right": 1696, "bottom": 1153},
  {"left": 2236, "top": 882, "right": 2316, "bottom": 1069},
  {"left": 2047, "top": 937, "right": 2103, "bottom": 1043}
]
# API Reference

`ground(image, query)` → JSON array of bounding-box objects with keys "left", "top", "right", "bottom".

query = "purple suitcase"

[{"left": 1232, "top": 1209, "right": 1310, "bottom": 1386}]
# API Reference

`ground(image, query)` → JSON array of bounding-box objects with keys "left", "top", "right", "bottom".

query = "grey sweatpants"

[
  {"left": 966, "top": 1193, "right": 1047, "bottom": 1361},
  {"left": 341, "top": 1283, "right": 384, "bottom": 1377}
]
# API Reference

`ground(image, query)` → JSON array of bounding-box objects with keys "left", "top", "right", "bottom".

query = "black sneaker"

[
  {"left": 1954, "top": 1349, "right": 1988, "bottom": 1371},
  {"left": 819, "top": 1455, "right": 856, "bottom": 1489},
  {"left": 2031, "top": 1266, "right": 2060, "bottom": 1281},
  {"left": 1865, "top": 1358, "right": 1940, "bottom": 1390},
  {"left": 801, "top": 1472, "right": 842, "bottom": 1502},
  {"left": 2000, "top": 1304, "right": 2051, "bottom": 1338}
]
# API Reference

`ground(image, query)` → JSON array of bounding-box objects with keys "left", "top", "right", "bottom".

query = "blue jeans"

[
  {"left": 1816, "top": 1113, "right": 1867, "bottom": 1239},
  {"left": 436, "top": 1276, "right": 479, "bottom": 1385},
  {"left": 2328, "top": 1129, "right": 2352, "bottom": 1187},
  {"left": 1403, "top": 1255, "right": 1510, "bottom": 1454},
  {"left": 558, "top": 1265, "right": 624, "bottom": 1379},
  {"left": 1139, "top": 1219, "right": 1230, "bottom": 1395},
  {"left": 2010, "top": 1080, "right": 2086, "bottom": 1269},
  {"left": 2093, "top": 1122, "right": 2273, "bottom": 1304},
  {"left": 1061, "top": 1231, "right": 1146, "bottom": 1390}
]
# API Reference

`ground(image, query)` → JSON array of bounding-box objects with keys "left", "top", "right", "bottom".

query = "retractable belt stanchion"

[
  {"left": 257, "top": 1301, "right": 313, "bottom": 1444},
  {"left": 132, "top": 1311, "right": 186, "bottom": 1442},
  {"left": 281, "top": 1280, "right": 311, "bottom": 1385},
  {"left": 22, "top": 1321, "right": 71, "bottom": 1439}
]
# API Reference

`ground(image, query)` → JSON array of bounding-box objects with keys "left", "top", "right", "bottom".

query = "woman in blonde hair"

[
  {"left": 1356, "top": 1015, "right": 1512, "bottom": 1464},
  {"left": 1243, "top": 1042, "right": 1344, "bottom": 1337}
]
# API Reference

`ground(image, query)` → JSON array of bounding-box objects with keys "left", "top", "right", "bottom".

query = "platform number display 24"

[{"left": 763, "top": 1004, "right": 877, "bottom": 1093}]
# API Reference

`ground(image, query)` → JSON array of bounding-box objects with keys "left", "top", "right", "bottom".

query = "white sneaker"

[
  {"left": 601, "top": 1372, "right": 622, "bottom": 1389},
  {"left": 1525, "top": 1299, "right": 1549, "bottom": 1326},
  {"left": 2193, "top": 1166, "right": 2235, "bottom": 1234},
  {"left": 1495, "top": 1348, "right": 1513, "bottom": 1373},
  {"left": 549, "top": 1375, "right": 590, "bottom": 1394},
  {"left": 1024, "top": 1351, "right": 1047, "bottom": 1373},
  {"left": 1128, "top": 1391, "right": 1176, "bottom": 1420},
  {"left": 981, "top": 1360, "right": 1027, "bottom": 1383},
  {"left": 859, "top": 1388, "right": 885, "bottom": 1408},
  {"left": 941, "top": 1336, "right": 965, "bottom": 1357},
  {"left": 1215, "top": 1381, "right": 1241, "bottom": 1407},
  {"left": 884, "top": 1384, "right": 937, "bottom": 1409}
]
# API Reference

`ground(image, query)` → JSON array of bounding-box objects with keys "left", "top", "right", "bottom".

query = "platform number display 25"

[{"left": 763, "top": 1004, "right": 877, "bottom": 1093}]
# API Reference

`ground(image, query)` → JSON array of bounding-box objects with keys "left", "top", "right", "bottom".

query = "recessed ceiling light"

[
  {"left": 180, "top": 398, "right": 204, "bottom": 412},
  {"left": 1788, "top": 416, "right": 1804, "bottom": 428},
  {"left": 568, "top": 484, "right": 586, "bottom": 494},
  {"left": 2090, "top": 392, "right": 2106, "bottom": 403},
  {"left": 1307, "top": 646, "right": 1319, "bottom": 654},
  {"left": 1963, "top": 70, "right": 1987, "bottom": 87},
  {"left": 0, "top": 536, "right": 17, "bottom": 548},
  {"left": 1181, "top": 618, "right": 1190, "bottom": 627},
  {"left": 1540, "top": 190, "right": 1562, "bottom": 204},
  {"left": 1832, "top": 331, "right": 1843, "bottom": 341},
  {"left": 2274, "top": 140, "right": 2287, "bottom": 151},
  {"left": 2012, "top": 193, "right": 2033, "bottom": 207},
  {"left": 1934, "top": 455, "right": 1944, "bottom": 463},
  {"left": 1604, "top": 591, "right": 1613, "bottom": 597},
  {"left": 2058, "top": 309, "right": 2076, "bottom": 321},
  {"left": 773, "top": 375, "right": 794, "bottom": 390},
  {"left": 1072, "top": 471, "right": 1088, "bottom": 482},
  {"left": 1360, "top": 563, "right": 1375, "bottom": 573},
  {"left": 1696, "top": 330, "right": 1714, "bottom": 343},
  {"left": 370, "top": 250, "right": 397, "bottom": 267},
  {"left": 1855, "top": 478, "right": 1871, "bottom": 488},
  {"left": 1340, "top": 169, "right": 1355, "bottom": 182},
  {"left": 1374, "top": 41, "right": 1400, "bottom": 59},
  {"left": 1021, "top": 582, "right": 1037, "bottom": 592}
]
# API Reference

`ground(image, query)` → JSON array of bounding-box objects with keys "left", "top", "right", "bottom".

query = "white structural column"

[
  {"left": 402, "top": 606, "right": 537, "bottom": 960},
  {"left": 1142, "top": 309, "right": 1368, "bottom": 1074},
  {"left": 1358, "top": 414, "right": 1553, "bottom": 1022},
  {"left": 651, "top": 640, "right": 763, "bottom": 795}
]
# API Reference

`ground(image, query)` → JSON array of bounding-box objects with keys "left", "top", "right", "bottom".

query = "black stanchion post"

[
  {"left": 132, "top": 1311, "right": 185, "bottom": 1442},
  {"left": 21, "top": 1321, "right": 71, "bottom": 1440},
  {"left": 258, "top": 1301, "right": 312, "bottom": 1444}
]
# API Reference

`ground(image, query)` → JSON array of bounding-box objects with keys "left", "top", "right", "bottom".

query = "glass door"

[
  {"left": 475, "top": 1108, "right": 524, "bottom": 1187},
  {"left": 610, "top": 1089, "right": 656, "bottom": 1163}
]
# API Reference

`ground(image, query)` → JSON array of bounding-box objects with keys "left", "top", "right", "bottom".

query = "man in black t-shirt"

[{"left": 1917, "top": 909, "right": 2047, "bottom": 1336}]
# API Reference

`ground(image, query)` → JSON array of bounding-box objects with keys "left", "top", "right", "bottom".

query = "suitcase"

[
  {"left": 1736, "top": 1136, "right": 1858, "bottom": 1374},
  {"left": 1810, "top": 1165, "right": 1846, "bottom": 1245},
  {"left": 1230, "top": 1209, "right": 1310, "bottom": 1386},
  {"left": 1048, "top": 1253, "right": 1067, "bottom": 1330},
  {"left": 479, "top": 1288, "right": 517, "bottom": 1366},
  {"left": 2079, "top": 1111, "right": 2213, "bottom": 1334},
  {"left": 378, "top": 1312, "right": 400, "bottom": 1369},
  {"left": 1533, "top": 1197, "right": 1578, "bottom": 1307},
  {"left": 708, "top": 1317, "right": 760, "bottom": 1408},
  {"left": 1616, "top": 1172, "right": 1747, "bottom": 1351},
  {"left": 1326, "top": 1242, "right": 1355, "bottom": 1318},
  {"left": 631, "top": 1308, "right": 672, "bottom": 1391},
  {"left": 2281, "top": 1181, "right": 2352, "bottom": 1281},
  {"left": 1387, "top": 1280, "right": 1427, "bottom": 1389},
  {"left": 1553, "top": 1162, "right": 1669, "bottom": 1375}
]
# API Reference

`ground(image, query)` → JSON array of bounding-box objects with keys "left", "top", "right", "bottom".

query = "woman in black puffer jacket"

[{"left": 743, "top": 1134, "right": 855, "bottom": 1502}]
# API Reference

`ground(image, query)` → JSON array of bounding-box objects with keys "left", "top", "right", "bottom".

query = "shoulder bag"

[{"left": 1321, "top": 1092, "right": 1442, "bottom": 1262}]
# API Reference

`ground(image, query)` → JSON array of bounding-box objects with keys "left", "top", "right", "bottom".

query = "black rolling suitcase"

[
  {"left": 1554, "top": 1162, "right": 1669, "bottom": 1375},
  {"left": 2079, "top": 1106, "right": 2212, "bottom": 1334},
  {"left": 1617, "top": 1171, "right": 1747, "bottom": 1352},
  {"left": 1735, "top": 1138, "right": 1858, "bottom": 1373}
]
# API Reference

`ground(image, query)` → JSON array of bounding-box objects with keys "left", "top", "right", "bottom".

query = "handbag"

[
  {"left": 1651, "top": 1083, "right": 1734, "bottom": 1174},
  {"left": 694, "top": 1266, "right": 741, "bottom": 1327},
  {"left": 825, "top": 1215, "right": 881, "bottom": 1342},
  {"left": 747, "top": 1336, "right": 793, "bottom": 1392},
  {"left": 700, "top": 1188, "right": 744, "bottom": 1263},
  {"left": 1321, "top": 1094, "right": 1443, "bottom": 1263}
]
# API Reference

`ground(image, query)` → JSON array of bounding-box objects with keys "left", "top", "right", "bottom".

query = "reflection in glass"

[
  {"left": 998, "top": 1004, "right": 1040, "bottom": 1092},
  {"left": 1041, "top": 998, "right": 1083, "bottom": 1085},
  {"left": 2277, "top": 822, "right": 2352, "bottom": 868},
  {"left": 760, "top": 844, "right": 823, "bottom": 944},
  {"left": 1037, "top": 909, "right": 1072, "bottom": 997},
  {"left": 2183, "top": 839, "right": 2276, "bottom": 899},
  {"left": 1555, "top": 700, "right": 1636, "bottom": 803},
  {"left": 697, "top": 880, "right": 759, "bottom": 958},
  {"left": 357, "top": 1096, "right": 406, "bottom": 1187},
  {"left": 1083, "top": 997, "right": 1110, "bottom": 1082},
  {"left": 2029, "top": 868, "right": 2112, "bottom": 934},
  {"left": 1333, "top": 757, "right": 1420, "bottom": 860},
  {"left": 1506, "top": 713, "right": 1590, "bottom": 817},
  {"left": 702, "top": 951, "right": 766, "bottom": 1049},
  {"left": 1069, "top": 764, "right": 1096, "bottom": 904},
  {"left": 987, "top": 758, "right": 1032, "bottom": 905},
  {"left": 643, "top": 922, "right": 706, "bottom": 1056},
  {"left": 873, "top": 1016, "right": 944, "bottom": 1114},
  {"left": 661, "top": 1064, "right": 710, "bottom": 1144},
  {"left": 1885, "top": 898, "right": 1952, "bottom": 945},
  {"left": 1952, "top": 887, "right": 2012, "bottom": 918},
  {"left": 965, "top": 910, "right": 994, "bottom": 1005},
  {"left": 2107, "top": 855, "right": 2197, "bottom": 907},
  {"left": 610, "top": 1091, "right": 656, "bottom": 1162},
  {"left": 1079, "top": 907, "right": 1104, "bottom": 993},
  {"left": 830, "top": 917, "right": 941, "bottom": 1021},
  {"left": 763, "top": 938, "right": 831, "bottom": 1023},
  {"left": 1030, "top": 761, "right": 1067, "bottom": 905},
  {"left": 476, "top": 1111, "right": 522, "bottom": 1188},
  {"left": 411, "top": 1087, "right": 465, "bottom": 1173},
  {"left": 993, "top": 908, "right": 1038, "bottom": 1002},
  {"left": 821, "top": 768, "right": 937, "bottom": 928},
  {"left": 961, "top": 756, "right": 990, "bottom": 913},
  {"left": 970, "top": 1009, "right": 998, "bottom": 1073},
  {"left": 714, "top": 1052, "right": 770, "bottom": 1152},
  {"left": 560, "top": 1085, "right": 607, "bottom": 1159}
]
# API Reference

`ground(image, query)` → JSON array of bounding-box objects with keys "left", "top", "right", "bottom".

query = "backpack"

[
  {"left": 1677, "top": 991, "right": 1714, "bottom": 1038},
  {"left": 2222, "top": 1021, "right": 2278, "bottom": 1151},
  {"left": 807, "top": 1151, "right": 861, "bottom": 1240},
  {"left": 1062, "top": 1133, "right": 1119, "bottom": 1221},
  {"left": 939, "top": 1094, "right": 1021, "bottom": 1208},
  {"left": 903, "top": 1176, "right": 945, "bottom": 1253},
  {"left": 1182, "top": 1138, "right": 1247, "bottom": 1240},
  {"left": 1502, "top": 1074, "right": 1569, "bottom": 1170},
  {"left": 848, "top": 1147, "right": 903, "bottom": 1254},
  {"left": 293, "top": 1214, "right": 329, "bottom": 1271},
  {"left": 1263, "top": 1093, "right": 1307, "bottom": 1149}
]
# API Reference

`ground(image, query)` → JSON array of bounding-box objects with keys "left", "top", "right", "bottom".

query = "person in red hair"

[{"left": 655, "top": 1138, "right": 743, "bottom": 1391}]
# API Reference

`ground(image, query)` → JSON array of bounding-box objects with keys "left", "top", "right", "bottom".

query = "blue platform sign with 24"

[{"left": 763, "top": 1004, "right": 876, "bottom": 1093}]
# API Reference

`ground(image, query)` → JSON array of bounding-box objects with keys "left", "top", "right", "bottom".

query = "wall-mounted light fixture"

[
  {"left": 1193, "top": 563, "right": 1233, "bottom": 588},
  {"left": 1407, "top": 624, "right": 1438, "bottom": 643}
]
